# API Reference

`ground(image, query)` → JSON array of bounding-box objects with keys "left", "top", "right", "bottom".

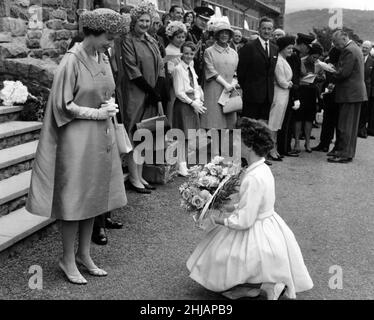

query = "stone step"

[
  {"left": 0, "top": 140, "right": 38, "bottom": 170},
  {"left": 0, "top": 207, "right": 54, "bottom": 253},
  {"left": 0, "top": 141, "right": 37, "bottom": 180},
  {"left": 0, "top": 105, "right": 24, "bottom": 123},
  {"left": 0, "top": 170, "right": 31, "bottom": 207},
  {"left": 0, "top": 121, "right": 41, "bottom": 150},
  {"left": 0, "top": 172, "right": 130, "bottom": 254}
]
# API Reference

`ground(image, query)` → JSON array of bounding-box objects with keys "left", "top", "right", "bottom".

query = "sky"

[{"left": 285, "top": 0, "right": 374, "bottom": 13}]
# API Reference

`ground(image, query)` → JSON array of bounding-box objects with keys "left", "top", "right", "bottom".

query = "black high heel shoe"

[
  {"left": 268, "top": 154, "right": 283, "bottom": 162},
  {"left": 127, "top": 181, "right": 151, "bottom": 194}
]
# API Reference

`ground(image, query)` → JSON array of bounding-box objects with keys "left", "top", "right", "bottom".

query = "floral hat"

[
  {"left": 129, "top": 1, "right": 157, "bottom": 21},
  {"left": 80, "top": 8, "right": 131, "bottom": 34},
  {"left": 165, "top": 21, "right": 187, "bottom": 37}
]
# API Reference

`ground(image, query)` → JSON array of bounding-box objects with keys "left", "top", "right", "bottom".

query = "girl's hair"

[
  {"left": 183, "top": 11, "right": 194, "bottom": 23},
  {"left": 82, "top": 26, "right": 106, "bottom": 37},
  {"left": 181, "top": 41, "right": 196, "bottom": 52},
  {"left": 236, "top": 117, "right": 274, "bottom": 157}
]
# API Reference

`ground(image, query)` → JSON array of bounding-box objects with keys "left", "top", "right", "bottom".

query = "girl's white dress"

[{"left": 186, "top": 158, "right": 313, "bottom": 299}]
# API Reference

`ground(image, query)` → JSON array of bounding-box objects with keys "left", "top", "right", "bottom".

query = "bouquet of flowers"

[
  {"left": 179, "top": 156, "right": 242, "bottom": 229},
  {"left": 0, "top": 80, "right": 29, "bottom": 106}
]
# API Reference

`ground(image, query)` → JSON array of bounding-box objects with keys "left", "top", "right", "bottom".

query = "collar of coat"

[
  {"left": 213, "top": 42, "right": 231, "bottom": 53},
  {"left": 67, "top": 42, "right": 108, "bottom": 78}
]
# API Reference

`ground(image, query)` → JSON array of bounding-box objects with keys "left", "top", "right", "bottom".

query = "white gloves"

[
  {"left": 66, "top": 100, "right": 119, "bottom": 120},
  {"left": 292, "top": 100, "right": 300, "bottom": 110},
  {"left": 216, "top": 75, "right": 235, "bottom": 92},
  {"left": 191, "top": 100, "right": 206, "bottom": 114}
]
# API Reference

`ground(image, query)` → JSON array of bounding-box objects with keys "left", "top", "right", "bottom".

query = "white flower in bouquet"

[
  {"left": 198, "top": 170, "right": 207, "bottom": 178},
  {"left": 0, "top": 80, "right": 29, "bottom": 106},
  {"left": 191, "top": 195, "right": 205, "bottom": 209},
  {"left": 181, "top": 188, "right": 192, "bottom": 201},
  {"left": 211, "top": 156, "right": 225, "bottom": 165}
]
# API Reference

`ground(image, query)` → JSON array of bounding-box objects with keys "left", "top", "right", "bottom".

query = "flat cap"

[
  {"left": 194, "top": 6, "right": 214, "bottom": 20},
  {"left": 297, "top": 33, "right": 315, "bottom": 45}
]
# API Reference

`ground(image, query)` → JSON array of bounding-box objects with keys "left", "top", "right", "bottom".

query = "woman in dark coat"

[{"left": 119, "top": 1, "right": 165, "bottom": 194}]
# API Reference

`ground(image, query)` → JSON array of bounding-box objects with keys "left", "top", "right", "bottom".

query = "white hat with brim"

[{"left": 213, "top": 21, "right": 234, "bottom": 36}]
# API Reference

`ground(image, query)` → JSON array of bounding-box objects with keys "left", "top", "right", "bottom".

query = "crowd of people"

[{"left": 24, "top": 0, "right": 370, "bottom": 299}]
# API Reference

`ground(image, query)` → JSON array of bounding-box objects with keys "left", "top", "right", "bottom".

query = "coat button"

[
  {"left": 107, "top": 146, "right": 111, "bottom": 152},
  {"left": 106, "top": 128, "right": 110, "bottom": 134}
]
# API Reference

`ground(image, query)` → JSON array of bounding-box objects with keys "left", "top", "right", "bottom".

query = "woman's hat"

[
  {"left": 213, "top": 20, "right": 233, "bottom": 36},
  {"left": 309, "top": 43, "right": 323, "bottom": 55},
  {"left": 80, "top": 8, "right": 131, "bottom": 34},
  {"left": 276, "top": 35, "right": 296, "bottom": 51}
]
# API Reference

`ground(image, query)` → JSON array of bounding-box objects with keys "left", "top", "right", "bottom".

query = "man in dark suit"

[
  {"left": 328, "top": 30, "right": 367, "bottom": 163},
  {"left": 357, "top": 40, "right": 374, "bottom": 138},
  {"left": 238, "top": 16, "right": 278, "bottom": 122}
]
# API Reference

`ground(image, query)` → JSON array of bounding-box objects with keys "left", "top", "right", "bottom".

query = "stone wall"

[{"left": 0, "top": 0, "right": 86, "bottom": 99}]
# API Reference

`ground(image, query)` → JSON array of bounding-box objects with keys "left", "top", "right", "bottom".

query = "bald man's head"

[
  {"left": 233, "top": 30, "right": 242, "bottom": 44},
  {"left": 273, "top": 28, "right": 285, "bottom": 41},
  {"left": 362, "top": 40, "right": 372, "bottom": 56}
]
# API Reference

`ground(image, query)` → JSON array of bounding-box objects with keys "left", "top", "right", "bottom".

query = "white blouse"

[{"left": 172, "top": 60, "right": 201, "bottom": 105}]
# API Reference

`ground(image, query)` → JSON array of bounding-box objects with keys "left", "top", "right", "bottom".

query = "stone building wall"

[{"left": 0, "top": 0, "right": 84, "bottom": 99}]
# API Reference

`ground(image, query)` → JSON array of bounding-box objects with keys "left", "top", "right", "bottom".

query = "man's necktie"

[
  {"left": 265, "top": 41, "right": 269, "bottom": 57},
  {"left": 188, "top": 66, "right": 195, "bottom": 88}
]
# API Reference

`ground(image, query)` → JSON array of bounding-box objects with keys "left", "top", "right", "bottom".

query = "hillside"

[{"left": 284, "top": 9, "right": 374, "bottom": 41}]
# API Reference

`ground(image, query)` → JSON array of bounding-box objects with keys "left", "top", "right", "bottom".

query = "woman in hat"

[
  {"left": 26, "top": 8, "right": 130, "bottom": 284},
  {"left": 164, "top": 21, "right": 187, "bottom": 126},
  {"left": 200, "top": 20, "right": 239, "bottom": 157},
  {"left": 268, "top": 35, "right": 296, "bottom": 161},
  {"left": 294, "top": 43, "right": 325, "bottom": 153},
  {"left": 120, "top": 1, "right": 164, "bottom": 194}
]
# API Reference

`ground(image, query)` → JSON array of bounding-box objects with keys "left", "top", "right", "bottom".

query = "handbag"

[
  {"left": 113, "top": 116, "right": 133, "bottom": 154},
  {"left": 222, "top": 89, "right": 243, "bottom": 114},
  {"left": 136, "top": 102, "right": 170, "bottom": 132}
]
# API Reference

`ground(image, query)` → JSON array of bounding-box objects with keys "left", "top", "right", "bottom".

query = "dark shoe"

[
  {"left": 143, "top": 183, "right": 156, "bottom": 190},
  {"left": 312, "top": 145, "right": 329, "bottom": 152},
  {"left": 268, "top": 155, "right": 283, "bottom": 161},
  {"left": 310, "top": 135, "right": 316, "bottom": 140},
  {"left": 358, "top": 133, "right": 368, "bottom": 139},
  {"left": 127, "top": 181, "right": 151, "bottom": 194},
  {"left": 304, "top": 145, "right": 312, "bottom": 153},
  {"left": 285, "top": 151, "right": 299, "bottom": 157},
  {"left": 264, "top": 160, "right": 272, "bottom": 166},
  {"left": 92, "top": 227, "right": 108, "bottom": 245},
  {"left": 105, "top": 218, "right": 123, "bottom": 229},
  {"left": 326, "top": 149, "right": 338, "bottom": 157},
  {"left": 327, "top": 156, "right": 352, "bottom": 163}
]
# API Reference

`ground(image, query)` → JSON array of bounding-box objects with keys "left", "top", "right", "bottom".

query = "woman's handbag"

[
  {"left": 222, "top": 89, "right": 243, "bottom": 114},
  {"left": 136, "top": 102, "right": 170, "bottom": 132},
  {"left": 113, "top": 116, "right": 133, "bottom": 154}
]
